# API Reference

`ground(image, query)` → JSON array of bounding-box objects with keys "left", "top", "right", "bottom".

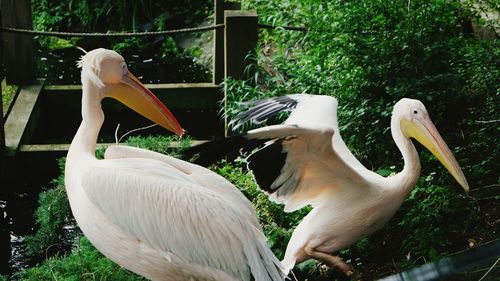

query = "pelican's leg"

[{"left": 304, "top": 247, "right": 353, "bottom": 276}]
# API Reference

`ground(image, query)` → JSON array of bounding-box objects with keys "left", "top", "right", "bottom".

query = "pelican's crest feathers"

[{"left": 77, "top": 48, "right": 106, "bottom": 88}]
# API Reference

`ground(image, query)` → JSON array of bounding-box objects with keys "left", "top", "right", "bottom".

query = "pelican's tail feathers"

[
  {"left": 282, "top": 257, "right": 296, "bottom": 276},
  {"left": 258, "top": 241, "right": 287, "bottom": 281},
  {"left": 244, "top": 227, "right": 286, "bottom": 281}
]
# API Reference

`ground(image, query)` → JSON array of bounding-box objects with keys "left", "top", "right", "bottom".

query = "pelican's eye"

[{"left": 121, "top": 62, "right": 128, "bottom": 75}]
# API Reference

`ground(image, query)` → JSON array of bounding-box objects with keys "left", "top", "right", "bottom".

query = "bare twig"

[
  {"left": 476, "top": 195, "right": 500, "bottom": 201},
  {"left": 114, "top": 123, "right": 121, "bottom": 144},
  {"left": 45, "top": 244, "right": 61, "bottom": 281},
  {"left": 470, "top": 184, "right": 499, "bottom": 192},
  {"left": 478, "top": 258, "right": 500, "bottom": 281},
  {"left": 475, "top": 120, "right": 500, "bottom": 124},
  {"left": 118, "top": 124, "right": 158, "bottom": 143}
]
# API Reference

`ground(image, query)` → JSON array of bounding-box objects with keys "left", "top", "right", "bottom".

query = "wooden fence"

[{"left": 0, "top": 0, "right": 259, "bottom": 192}]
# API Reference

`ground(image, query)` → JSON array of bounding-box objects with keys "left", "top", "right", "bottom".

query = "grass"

[{"left": 1, "top": 80, "right": 19, "bottom": 115}]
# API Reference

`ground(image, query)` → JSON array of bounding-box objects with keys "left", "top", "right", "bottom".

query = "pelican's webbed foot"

[{"left": 305, "top": 248, "right": 353, "bottom": 277}]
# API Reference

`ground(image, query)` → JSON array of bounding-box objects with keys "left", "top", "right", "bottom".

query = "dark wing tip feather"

[
  {"left": 229, "top": 95, "right": 301, "bottom": 130},
  {"left": 247, "top": 140, "right": 287, "bottom": 194},
  {"left": 181, "top": 135, "right": 271, "bottom": 167}
]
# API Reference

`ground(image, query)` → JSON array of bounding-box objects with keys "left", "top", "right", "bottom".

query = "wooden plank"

[
  {"left": 42, "top": 83, "right": 223, "bottom": 110},
  {"left": 1, "top": 0, "right": 35, "bottom": 85},
  {"left": 39, "top": 83, "right": 225, "bottom": 141},
  {"left": 3, "top": 79, "right": 44, "bottom": 156},
  {"left": 43, "top": 83, "right": 217, "bottom": 91},
  {"left": 19, "top": 140, "right": 209, "bottom": 152}
]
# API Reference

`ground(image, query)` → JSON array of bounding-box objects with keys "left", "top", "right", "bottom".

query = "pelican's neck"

[
  {"left": 68, "top": 77, "right": 105, "bottom": 158},
  {"left": 388, "top": 116, "right": 421, "bottom": 196}
]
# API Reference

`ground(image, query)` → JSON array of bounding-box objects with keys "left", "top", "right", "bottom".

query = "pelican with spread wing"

[
  {"left": 184, "top": 94, "right": 469, "bottom": 275},
  {"left": 65, "top": 48, "right": 285, "bottom": 281}
]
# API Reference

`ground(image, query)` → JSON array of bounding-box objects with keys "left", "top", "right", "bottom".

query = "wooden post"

[
  {"left": 0, "top": 11, "right": 5, "bottom": 156},
  {"left": 213, "top": 1, "right": 241, "bottom": 84},
  {"left": 0, "top": 82, "right": 4, "bottom": 153},
  {"left": 224, "top": 1, "right": 241, "bottom": 11},
  {"left": 223, "top": 10, "right": 258, "bottom": 135},
  {"left": 224, "top": 10, "right": 258, "bottom": 81},
  {"left": 1, "top": 0, "right": 35, "bottom": 85},
  {"left": 0, "top": 82, "right": 4, "bottom": 154}
]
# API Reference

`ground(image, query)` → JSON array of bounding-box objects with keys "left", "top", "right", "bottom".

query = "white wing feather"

[
  {"left": 104, "top": 145, "right": 256, "bottom": 217},
  {"left": 246, "top": 124, "right": 367, "bottom": 212},
  {"left": 284, "top": 95, "right": 368, "bottom": 173},
  {"left": 82, "top": 157, "right": 283, "bottom": 281}
]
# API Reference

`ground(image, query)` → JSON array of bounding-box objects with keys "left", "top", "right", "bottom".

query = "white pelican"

[
  {"left": 65, "top": 48, "right": 285, "bottom": 281},
  {"left": 184, "top": 94, "right": 470, "bottom": 275}
]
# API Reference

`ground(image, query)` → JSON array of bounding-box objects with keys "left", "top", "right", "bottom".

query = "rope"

[
  {"left": 258, "top": 23, "right": 308, "bottom": 32},
  {"left": 0, "top": 24, "right": 225, "bottom": 37},
  {"left": 0, "top": 23, "right": 307, "bottom": 38}
]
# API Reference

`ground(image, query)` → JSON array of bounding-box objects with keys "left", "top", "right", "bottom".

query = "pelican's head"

[
  {"left": 393, "top": 98, "right": 469, "bottom": 192},
  {"left": 78, "top": 48, "right": 184, "bottom": 137}
]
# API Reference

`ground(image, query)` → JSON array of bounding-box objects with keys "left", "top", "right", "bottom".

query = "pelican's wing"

[
  {"left": 184, "top": 95, "right": 370, "bottom": 211},
  {"left": 82, "top": 159, "right": 284, "bottom": 281},
  {"left": 186, "top": 124, "right": 367, "bottom": 212},
  {"left": 250, "top": 125, "right": 367, "bottom": 211},
  {"left": 186, "top": 94, "right": 368, "bottom": 173},
  {"left": 104, "top": 145, "right": 255, "bottom": 216}
]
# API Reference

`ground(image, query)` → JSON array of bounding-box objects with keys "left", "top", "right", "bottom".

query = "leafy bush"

[
  {"left": 1, "top": 81, "right": 18, "bottom": 110},
  {"left": 24, "top": 159, "right": 75, "bottom": 259},
  {"left": 397, "top": 183, "right": 473, "bottom": 258},
  {"left": 32, "top": 0, "right": 212, "bottom": 33},
  {"left": 235, "top": 0, "right": 498, "bottom": 171},
  {"left": 31, "top": 0, "right": 213, "bottom": 84},
  {"left": 14, "top": 237, "right": 145, "bottom": 281},
  {"left": 224, "top": 0, "right": 499, "bottom": 278}
]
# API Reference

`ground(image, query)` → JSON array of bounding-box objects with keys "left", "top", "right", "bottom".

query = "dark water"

[
  {"left": 0, "top": 188, "right": 39, "bottom": 276},
  {"left": 1, "top": 36, "right": 213, "bottom": 276},
  {"left": 0, "top": 200, "right": 10, "bottom": 275},
  {"left": 0, "top": 148, "right": 88, "bottom": 277}
]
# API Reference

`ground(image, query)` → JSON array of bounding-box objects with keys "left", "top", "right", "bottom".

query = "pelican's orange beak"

[
  {"left": 106, "top": 71, "right": 185, "bottom": 137},
  {"left": 402, "top": 116, "right": 469, "bottom": 192}
]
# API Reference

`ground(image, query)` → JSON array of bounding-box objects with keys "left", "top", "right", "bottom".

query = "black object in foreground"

[{"left": 378, "top": 240, "right": 499, "bottom": 281}]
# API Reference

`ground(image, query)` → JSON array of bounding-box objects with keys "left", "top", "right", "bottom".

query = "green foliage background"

[
  {"left": 31, "top": 0, "right": 212, "bottom": 84},
  {"left": 32, "top": 0, "right": 211, "bottom": 33},
  {"left": 227, "top": 0, "right": 499, "bottom": 278}
]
